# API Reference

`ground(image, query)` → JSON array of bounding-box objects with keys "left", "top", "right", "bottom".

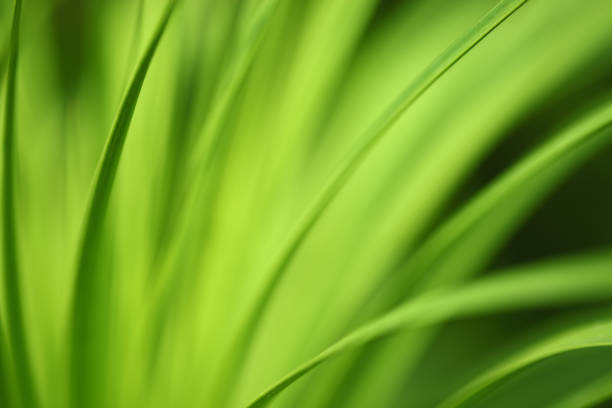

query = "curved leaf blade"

[
  {"left": 245, "top": 251, "right": 612, "bottom": 407},
  {"left": 68, "top": 2, "right": 177, "bottom": 407},
  {"left": 299, "top": 99, "right": 612, "bottom": 407},
  {"left": 149, "top": 0, "right": 283, "bottom": 292},
  {"left": 375, "top": 99, "right": 612, "bottom": 310},
  {"left": 551, "top": 372, "right": 612, "bottom": 408},
  {"left": 222, "top": 0, "right": 530, "bottom": 396},
  {"left": 1, "top": 1, "right": 39, "bottom": 407},
  {"left": 439, "top": 322, "right": 612, "bottom": 407}
]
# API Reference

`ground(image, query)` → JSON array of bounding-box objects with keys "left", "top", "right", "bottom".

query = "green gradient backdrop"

[{"left": 1, "top": 0, "right": 612, "bottom": 407}]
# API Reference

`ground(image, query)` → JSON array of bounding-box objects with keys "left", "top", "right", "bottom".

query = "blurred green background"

[{"left": 2, "top": 0, "right": 612, "bottom": 407}]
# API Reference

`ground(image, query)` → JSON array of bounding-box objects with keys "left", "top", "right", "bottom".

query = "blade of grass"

[
  {"left": 113, "top": 2, "right": 280, "bottom": 403},
  {"left": 188, "top": 0, "right": 280, "bottom": 168},
  {"left": 150, "top": 0, "right": 282, "bottom": 288},
  {"left": 439, "top": 321, "right": 612, "bottom": 407},
  {"left": 213, "top": 0, "right": 529, "bottom": 398},
  {"left": 245, "top": 251, "right": 612, "bottom": 407},
  {"left": 68, "top": 2, "right": 177, "bottom": 407},
  {"left": 369, "top": 99, "right": 612, "bottom": 315},
  {"left": 315, "top": 98, "right": 612, "bottom": 407},
  {"left": 551, "top": 372, "right": 612, "bottom": 408},
  {"left": 150, "top": 0, "right": 246, "bottom": 267},
  {"left": 144, "top": 1, "right": 283, "bottom": 402},
  {"left": 120, "top": 0, "right": 146, "bottom": 92},
  {"left": 2, "top": 1, "right": 39, "bottom": 407},
  {"left": 0, "top": 325, "right": 9, "bottom": 406},
  {"left": 0, "top": 39, "right": 8, "bottom": 89}
]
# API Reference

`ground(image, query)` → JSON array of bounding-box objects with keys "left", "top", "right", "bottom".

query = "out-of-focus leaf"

[
  {"left": 440, "top": 320, "right": 612, "bottom": 407},
  {"left": 246, "top": 251, "right": 612, "bottom": 407},
  {"left": 69, "top": 2, "right": 176, "bottom": 407}
]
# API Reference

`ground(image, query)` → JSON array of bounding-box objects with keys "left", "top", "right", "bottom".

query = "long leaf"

[
  {"left": 439, "top": 321, "right": 612, "bottom": 407},
  {"left": 551, "top": 372, "right": 612, "bottom": 408},
  {"left": 245, "top": 251, "right": 612, "bottom": 407},
  {"left": 145, "top": 1, "right": 283, "bottom": 403},
  {"left": 367, "top": 97, "right": 612, "bottom": 315},
  {"left": 306, "top": 98, "right": 612, "bottom": 408},
  {"left": 1, "top": 1, "right": 38, "bottom": 407},
  {"left": 221, "top": 0, "right": 530, "bottom": 396},
  {"left": 68, "top": 2, "right": 176, "bottom": 407},
  {"left": 150, "top": 0, "right": 282, "bottom": 293}
]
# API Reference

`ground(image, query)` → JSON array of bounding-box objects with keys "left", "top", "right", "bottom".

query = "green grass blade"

[
  {"left": 68, "top": 2, "right": 176, "bottom": 407},
  {"left": 0, "top": 40, "right": 8, "bottom": 90},
  {"left": 320, "top": 101, "right": 612, "bottom": 407},
  {"left": 219, "top": 0, "right": 530, "bottom": 395},
  {"left": 150, "top": 0, "right": 281, "bottom": 286},
  {"left": 439, "top": 320, "right": 612, "bottom": 407},
  {"left": 372, "top": 100, "right": 612, "bottom": 312},
  {"left": 145, "top": 2, "right": 282, "bottom": 402},
  {"left": 311, "top": 96, "right": 612, "bottom": 408},
  {"left": 120, "top": 0, "right": 146, "bottom": 92},
  {"left": 189, "top": 0, "right": 280, "bottom": 164},
  {"left": 144, "top": 0, "right": 281, "bottom": 332},
  {"left": 551, "top": 373, "right": 612, "bottom": 408},
  {"left": 256, "top": 0, "right": 530, "bottom": 321},
  {"left": 0, "top": 324, "right": 10, "bottom": 406},
  {"left": 1, "top": 1, "right": 39, "bottom": 407},
  {"left": 245, "top": 251, "right": 612, "bottom": 407}
]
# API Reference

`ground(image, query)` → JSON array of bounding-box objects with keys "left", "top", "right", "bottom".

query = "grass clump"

[{"left": 2, "top": 0, "right": 612, "bottom": 407}]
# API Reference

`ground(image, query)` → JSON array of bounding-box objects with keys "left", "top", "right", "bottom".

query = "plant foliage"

[{"left": 1, "top": 0, "right": 612, "bottom": 407}]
